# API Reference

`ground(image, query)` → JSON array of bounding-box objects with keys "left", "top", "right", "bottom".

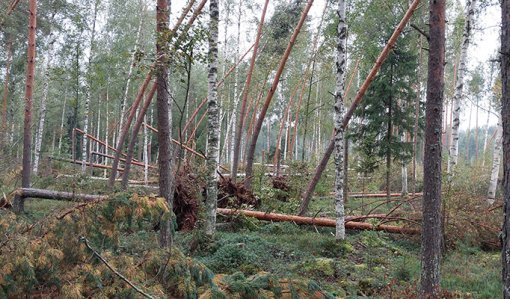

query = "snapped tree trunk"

[
  {"left": 487, "top": 116, "right": 502, "bottom": 204},
  {"left": 244, "top": 0, "right": 314, "bottom": 190},
  {"left": 334, "top": 0, "right": 347, "bottom": 240},
  {"left": 205, "top": 0, "right": 219, "bottom": 237},
  {"left": 14, "top": 0, "right": 37, "bottom": 213},
  {"left": 447, "top": 0, "right": 476, "bottom": 180},
  {"left": 420, "top": 0, "right": 446, "bottom": 297}
]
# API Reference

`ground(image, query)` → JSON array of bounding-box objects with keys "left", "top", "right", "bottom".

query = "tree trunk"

[
  {"left": 501, "top": 0, "right": 510, "bottom": 295},
  {"left": 121, "top": 84, "right": 156, "bottom": 189},
  {"left": 81, "top": 0, "right": 99, "bottom": 174},
  {"left": 412, "top": 35, "right": 424, "bottom": 195},
  {"left": 14, "top": 0, "right": 37, "bottom": 213},
  {"left": 33, "top": 38, "right": 54, "bottom": 175},
  {"left": 386, "top": 65, "right": 393, "bottom": 205},
  {"left": 420, "top": 0, "right": 445, "bottom": 296},
  {"left": 118, "top": 1, "right": 144, "bottom": 140},
  {"left": 333, "top": 0, "right": 347, "bottom": 240},
  {"left": 466, "top": 102, "right": 473, "bottom": 162},
  {"left": 488, "top": 116, "right": 502, "bottom": 204},
  {"left": 205, "top": 0, "right": 219, "bottom": 236},
  {"left": 447, "top": 0, "right": 476, "bottom": 180},
  {"left": 401, "top": 133, "right": 409, "bottom": 196},
  {"left": 244, "top": 0, "right": 314, "bottom": 190},
  {"left": 298, "top": 0, "right": 421, "bottom": 216},
  {"left": 482, "top": 105, "right": 492, "bottom": 166},
  {"left": 156, "top": 0, "right": 173, "bottom": 248}
]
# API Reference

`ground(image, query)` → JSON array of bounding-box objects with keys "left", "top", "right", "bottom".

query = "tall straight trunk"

[
  {"left": 144, "top": 112, "right": 149, "bottom": 185},
  {"left": 1, "top": 34, "right": 13, "bottom": 147},
  {"left": 386, "top": 65, "right": 393, "bottom": 204},
  {"left": 228, "top": 0, "right": 242, "bottom": 166},
  {"left": 488, "top": 116, "right": 502, "bottom": 204},
  {"left": 231, "top": 0, "right": 269, "bottom": 180},
  {"left": 81, "top": 0, "right": 99, "bottom": 174},
  {"left": 475, "top": 98, "right": 479, "bottom": 161},
  {"left": 466, "top": 102, "right": 473, "bottom": 162},
  {"left": 244, "top": 0, "right": 314, "bottom": 190},
  {"left": 412, "top": 35, "right": 424, "bottom": 195},
  {"left": 205, "top": 0, "right": 219, "bottom": 236},
  {"left": 448, "top": 0, "right": 476, "bottom": 180},
  {"left": 33, "top": 39, "right": 54, "bottom": 174},
  {"left": 118, "top": 1, "right": 144, "bottom": 139},
  {"left": 298, "top": 0, "right": 421, "bottom": 216},
  {"left": 14, "top": 0, "right": 37, "bottom": 213},
  {"left": 156, "top": 0, "right": 173, "bottom": 248},
  {"left": 401, "top": 132, "right": 409, "bottom": 195},
  {"left": 420, "top": 0, "right": 445, "bottom": 296},
  {"left": 104, "top": 86, "right": 109, "bottom": 177},
  {"left": 334, "top": 0, "right": 347, "bottom": 240},
  {"left": 501, "top": 0, "right": 510, "bottom": 295}
]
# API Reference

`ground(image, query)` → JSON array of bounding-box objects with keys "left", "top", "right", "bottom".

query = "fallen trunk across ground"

[
  {"left": 217, "top": 208, "right": 419, "bottom": 234},
  {"left": 12, "top": 188, "right": 108, "bottom": 202}
]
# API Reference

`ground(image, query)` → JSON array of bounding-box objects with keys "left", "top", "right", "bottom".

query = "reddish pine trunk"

[
  {"left": 420, "top": 0, "right": 446, "bottom": 297},
  {"left": 14, "top": 0, "right": 37, "bottom": 213},
  {"left": 244, "top": 0, "right": 314, "bottom": 190}
]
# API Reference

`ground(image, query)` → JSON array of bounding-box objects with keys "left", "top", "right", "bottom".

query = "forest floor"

[{"left": 19, "top": 187, "right": 501, "bottom": 298}]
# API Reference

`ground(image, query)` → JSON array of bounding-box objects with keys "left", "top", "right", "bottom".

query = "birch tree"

[
  {"left": 205, "top": 0, "right": 220, "bottom": 237},
  {"left": 488, "top": 115, "right": 502, "bottom": 204},
  {"left": 334, "top": 0, "right": 347, "bottom": 241},
  {"left": 448, "top": 0, "right": 476, "bottom": 180},
  {"left": 33, "top": 37, "right": 55, "bottom": 174}
]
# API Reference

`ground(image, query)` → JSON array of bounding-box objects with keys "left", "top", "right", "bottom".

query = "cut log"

[
  {"left": 217, "top": 208, "right": 419, "bottom": 234},
  {"left": 13, "top": 188, "right": 108, "bottom": 202}
]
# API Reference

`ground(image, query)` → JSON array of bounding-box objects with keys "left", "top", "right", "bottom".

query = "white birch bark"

[
  {"left": 401, "top": 132, "right": 408, "bottom": 195},
  {"left": 488, "top": 115, "right": 502, "bottom": 204},
  {"left": 58, "top": 86, "right": 67, "bottom": 155},
  {"left": 229, "top": 0, "right": 242, "bottom": 167},
  {"left": 205, "top": 0, "right": 219, "bottom": 236},
  {"left": 144, "top": 112, "right": 149, "bottom": 185},
  {"left": 33, "top": 38, "right": 54, "bottom": 174},
  {"left": 482, "top": 105, "right": 491, "bottom": 166},
  {"left": 81, "top": 0, "right": 99, "bottom": 174},
  {"left": 334, "top": 0, "right": 347, "bottom": 240},
  {"left": 118, "top": 2, "right": 144, "bottom": 140},
  {"left": 104, "top": 86, "right": 109, "bottom": 178},
  {"left": 448, "top": 0, "right": 476, "bottom": 179}
]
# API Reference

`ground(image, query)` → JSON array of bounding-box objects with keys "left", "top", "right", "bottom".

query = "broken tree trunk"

[
  {"left": 217, "top": 208, "right": 419, "bottom": 234},
  {"left": 298, "top": 0, "right": 421, "bottom": 216}
]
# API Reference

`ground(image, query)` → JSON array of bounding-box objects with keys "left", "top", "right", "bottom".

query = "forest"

[{"left": 0, "top": 0, "right": 509, "bottom": 297}]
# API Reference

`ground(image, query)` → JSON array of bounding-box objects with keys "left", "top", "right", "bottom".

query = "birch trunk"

[
  {"left": 1, "top": 34, "right": 12, "bottom": 146},
  {"left": 448, "top": 0, "right": 476, "bottom": 179},
  {"left": 334, "top": 0, "right": 347, "bottom": 240},
  {"left": 228, "top": 0, "right": 242, "bottom": 167},
  {"left": 401, "top": 133, "right": 409, "bottom": 195},
  {"left": 482, "top": 105, "right": 491, "bottom": 166},
  {"left": 33, "top": 39, "right": 54, "bottom": 174},
  {"left": 488, "top": 116, "right": 502, "bottom": 204},
  {"left": 81, "top": 0, "right": 99, "bottom": 174},
  {"left": 118, "top": 2, "right": 144, "bottom": 139},
  {"left": 144, "top": 112, "right": 149, "bottom": 185},
  {"left": 205, "top": 0, "right": 219, "bottom": 236}
]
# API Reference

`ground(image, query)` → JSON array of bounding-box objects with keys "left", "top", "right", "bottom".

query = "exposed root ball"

[{"left": 217, "top": 177, "right": 260, "bottom": 208}]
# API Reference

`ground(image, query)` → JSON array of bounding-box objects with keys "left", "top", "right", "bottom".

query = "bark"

[
  {"left": 420, "top": 0, "right": 446, "bottom": 296},
  {"left": 466, "top": 102, "right": 473, "bottom": 161},
  {"left": 108, "top": 73, "right": 152, "bottom": 185},
  {"left": 14, "top": 0, "right": 37, "bottom": 213},
  {"left": 488, "top": 116, "right": 502, "bottom": 204},
  {"left": 413, "top": 36, "right": 424, "bottom": 195},
  {"left": 156, "top": 0, "right": 173, "bottom": 248},
  {"left": 502, "top": 0, "right": 510, "bottom": 295},
  {"left": 334, "top": 0, "right": 347, "bottom": 240},
  {"left": 205, "top": 0, "right": 219, "bottom": 236},
  {"left": 298, "top": 0, "right": 421, "bottom": 216},
  {"left": 447, "top": 0, "right": 476, "bottom": 180},
  {"left": 143, "top": 112, "right": 149, "bottom": 185},
  {"left": 244, "top": 0, "right": 314, "bottom": 190},
  {"left": 33, "top": 38, "right": 55, "bottom": 174},
  {"left": 121, "top": 84, "right": 156, "bottom": 189},
  {"left": 217, "top": 208, "right": 419, "bottom": 234},
  {"left": 386, "top": 65, "right": 394, "bottom": 204},
  {"left": 231, "top": 0, "right": 269, "bottom": 181},
  {"left": 401, "top": 133, "right": 409, "bottom": 196},
  {"left": 228, "top": 0, "right": 242, "bottom": 167},
  {"left": 118, "top": 1, "right": 144, "bottom": 139},
  {"left": 81, "top": 0, "right": 99, "bottom": 174},
  {"left": 482, "top": 105, "right": 491, "bottom": 166},
  {"left": 12, "top": 188, "right": 108, "bottom": 202}
]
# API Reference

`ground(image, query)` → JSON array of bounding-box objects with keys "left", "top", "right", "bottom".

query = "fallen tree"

[
  {"left": 11, "top": 188, "right": 108, "bottom": 202},
  {"left": 217, "top": 208, "right": 419, "bottom": 234}
]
